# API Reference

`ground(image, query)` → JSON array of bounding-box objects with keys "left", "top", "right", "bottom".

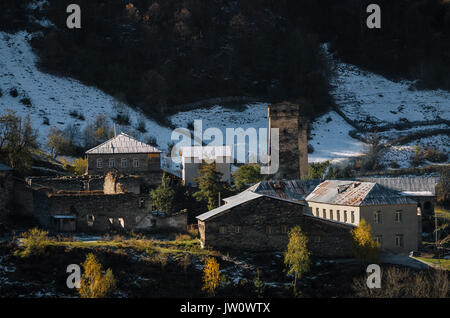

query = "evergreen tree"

[
  {"left": 232, "top": 164, "right": 263, "bottom": 191},
  {"left": 193, "top": 163, "right": 224, "bottom": 210},
  {"left": 150, "top": 173, "right": 175, "bottom": 213}
]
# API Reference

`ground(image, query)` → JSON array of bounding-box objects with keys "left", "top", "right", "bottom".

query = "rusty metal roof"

[
  {"left": 305, "top": 180, "right": 417, "bottom": 206},
  {"left": 86, "top": 133, "right": 161, "bottom": 154},
  {"left": 358, "top": 177, "right": 439, "bottom": 196}
]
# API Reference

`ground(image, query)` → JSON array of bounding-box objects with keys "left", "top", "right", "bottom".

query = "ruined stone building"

[
  {"left": 267, "top": 102, "right": 308, "bottom": 180},
  {"left": 86, "top": 132, "right": 162, "bottom": 185},
  {"left": 180, "top": 146, "right": 232, "bottom": 187},
  {"left": 17, "top": 171, "right": 187, "bottom": 233},
  {"left": 197, "top": 179, "right": 422, "bottom": 255}
]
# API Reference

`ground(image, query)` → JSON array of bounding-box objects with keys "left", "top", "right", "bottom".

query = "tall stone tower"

[{"left": 267, "top": 101, "right": 308, "bottom": 180}]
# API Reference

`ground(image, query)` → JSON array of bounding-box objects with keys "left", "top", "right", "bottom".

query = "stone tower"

[{"left": 268, "top": 101, "right": 308, "bottom": 180}]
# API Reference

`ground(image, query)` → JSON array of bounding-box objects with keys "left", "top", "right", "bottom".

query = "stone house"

[
  {"left": 197, "top": 185, "right": 354, "bottom": 257},
  {"left": 86, "top": 132, "right": 162, "bottom": 184},
  {"left": 0, "top": 163, "right": 14, "bottom": 219},
  {"left": 180, "top": 146, "right": 232, "bottom": 187},
  {"left": 305, "top": 180, "right": 420, "bottom": 254}
]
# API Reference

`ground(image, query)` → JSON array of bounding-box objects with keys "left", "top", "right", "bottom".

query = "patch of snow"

[{"left": 309, "top": 111, "right": 366, "bottom": 163}]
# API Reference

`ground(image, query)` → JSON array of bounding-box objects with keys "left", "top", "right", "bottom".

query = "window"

[
  {"left": 235, "top": 226, "right": 241, "bottom": 234},
  {"left": 133, "top": 159, "right": 139, "bottom": 168},
  {"left": 323, "top": 209, "right": 326, "bottom": 218},
  {"left": 96, "top": 159, "right": 103, "bottom": 169},
  {"left": 395, "top": 210, "right": 403, "bottom": 223},
  {"left": 139, "top": 198, "right": 145, "bottom": 208},
  {"left": 351, "top": 211, "right": 355, "bottom": 223},
  {"left": 374, "top": 211, "right": 382, "bottom": 224},
  {"left": 87, "top": 214, "right": 95, "bottom": 227},
  {"left": 109, "top": 158, "right": 114, "bottom": 168},
  {"left": 266, "top": 226, "right": 273, "bottom": 234},
  {"left": 395, "top": 234, "right": 404, "bottom": 247},
  {"left": 314, "top": 236, "right": 321, "bottom": 243},
  {"left": 121, "top": 158, "right": 127, "bottom": 168},
  {"left": 344, "top": 210, "right": 347, "bottom": 222},
  {"left": 336, "top": 210, "right": 340, "bottom": 222},
  {"left": 375, "top": 235, "right": 383, "bottom": 247},
  {"left": 281, "top": 225, "right": 288, "bottom": 234},
  {"left": 315, "top": 208, "right": 319, "bottom": 217},
  {"left": 330, "top": 210, "right": 333, "bottom": 220},
  {"left": 219, "top": 226, "right": 227, "bottom": 234}
]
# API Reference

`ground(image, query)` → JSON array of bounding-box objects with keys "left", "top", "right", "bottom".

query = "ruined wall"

[
  {"left": 0, "top": 171, "right": 14, "bottom": 219},
  {"left": 37, "top": 192, "right": 152, "bottom": 232},
  {"left": 12, "top": 180, "right": 34, "bottom": 217},
  {"left": 268, "top": 102, "right": 308, "bottom": 180},
  {"left": 198, "top": 196, "right": 352, "bottom": 257},
  {"left": 135, "top": 212, "right": 187, "bottom": 232},
  {"left": 26, "top": 174, "right": 143, "bottom": 194}
]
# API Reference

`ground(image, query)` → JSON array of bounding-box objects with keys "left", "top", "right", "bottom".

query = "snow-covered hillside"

[
  {"left": 0, "top": 31, "right": 173, "bottom": 151},
  {"left": 0, "top": 30, "right": 448, "bottom": 169},
  {"left": 331, "top": 58, "right": 450, "bottom": 126}
]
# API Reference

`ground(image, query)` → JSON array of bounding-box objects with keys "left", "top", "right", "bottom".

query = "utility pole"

[{"left": 218, "top": 192, "right": 221, "bottom": 207}]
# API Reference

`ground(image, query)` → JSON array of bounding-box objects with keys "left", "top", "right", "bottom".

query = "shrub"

[
  {"left": 72, "top": 157, "right": 88, "bottom": 175},
  {"left": 14, "top": 228, "right": 51, "bottom": 258},
  {"left": 411, "top": 145, "right": 424, "bottom": 167},
  {"left": 353, "top": 267, "right": 448, "bottom": 298},
  {"left": 19, "top": 98, "right": 32, "bottom": 107},
  {"left": 424, "top": 147, "right": 448, "bottom": 163},
  {"left": 136, "top": 118, "right": 147, "bottom": 133},
  {"left": 79, "top": 253, "right": 116, "bottom": 298},
  {"left": 9, "top": 88, "right": 18, "bottom": 98}
]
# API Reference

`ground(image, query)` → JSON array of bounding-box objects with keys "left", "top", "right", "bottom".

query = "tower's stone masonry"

[{"left": 268, "top": 102, "right": 308, "bottom": 179}]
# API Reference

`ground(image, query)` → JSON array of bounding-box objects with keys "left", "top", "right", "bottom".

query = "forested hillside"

[{"left": 1, "top": 0, "right": 449, "bottom": 120}]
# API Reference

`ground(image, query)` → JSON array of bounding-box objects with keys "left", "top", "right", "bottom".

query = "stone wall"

[
  {"left": 198, "top": 196, "right": 353, "bottom": 257},
  {"left": 26, "top": 174, "right": 143, "bottom": 194},
  {"left": 0, "top": 171, "right": 14, "bottom": 219},
  {"left": 35, "top": 191, "right": 152, "bottom": 232}
]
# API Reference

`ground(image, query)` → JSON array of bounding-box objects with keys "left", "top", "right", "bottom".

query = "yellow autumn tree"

[
  {"left": 79, "top": 253, "right": 116, "bottom": 298},
  {"left": 202, "top": 257, "right": 220, "bottom": 296},
  {"left": 284, "top": 225, "right": 311, "bottom": 291},
  {"left": 351, "top": 219, "right": 380, "bottom": 264}
]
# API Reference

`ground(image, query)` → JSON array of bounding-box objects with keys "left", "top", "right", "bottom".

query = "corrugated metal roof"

[
  {"left": 306, "top": 180, "right": 417, "bottom": 206},
  {"left": 0, "top": 163, "right": 12, "bottom": 171},
  {"left": 359, "top": 177, "right": 439, "bottom": 196},
  {"left": 253, "top": 180, "right": 321, "bottom": 202},
  {"left": 85, "top": 133, "right": 161, "bottom": 154}
]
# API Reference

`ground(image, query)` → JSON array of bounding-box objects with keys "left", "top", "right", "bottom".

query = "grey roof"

[
  {"left": 86, "top": 133, "right": 161, "bottom": 154},
  {"left": 359, "top": 177, "right": 439, "bottom": 196},
  {"left": 0, "top": 163, "right": 12, "bottom": 171},
  {"left": 197, "top": 191, "right": 263, "bottom": 221},
  {"left": 252, "top": 180, "right": 321, "bottom": 202},
  {"left": 198, "top": 181, "right": 310, "bottom": 221},
  {"left": 305, "top": 180, "right": 417, "bottom": 206}
]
